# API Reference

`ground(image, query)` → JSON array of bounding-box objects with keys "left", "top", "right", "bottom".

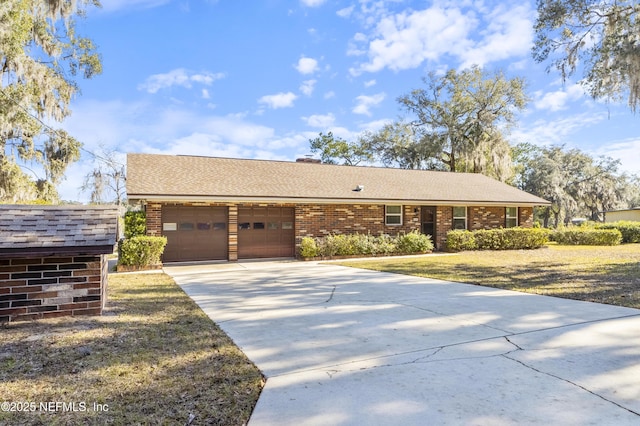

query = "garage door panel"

[
  {"left": 162, "top": 206, "right": 228, "bottom": 262},
  {"left": 238, "top": 207, "right": 294, "bottom": 259}
]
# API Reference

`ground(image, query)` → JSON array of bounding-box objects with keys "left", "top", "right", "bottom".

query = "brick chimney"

[{"left": 295, "top": 157, "right": 321, "bottom": 164}]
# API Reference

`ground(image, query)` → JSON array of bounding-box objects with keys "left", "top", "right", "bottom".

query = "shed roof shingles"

[
  {"left": 127, "top": 153, "right": 550, "bottom": 205},
  {"left": 0, "top": 205, "right": 118, "bottom": 252}
]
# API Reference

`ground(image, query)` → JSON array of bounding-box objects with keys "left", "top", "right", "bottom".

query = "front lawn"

[
  {"left": 0, "top": 273, "right": 264, "bottom": 425},
  {"left": 341, "top": 244, "right": 640, "bottom": 309}
]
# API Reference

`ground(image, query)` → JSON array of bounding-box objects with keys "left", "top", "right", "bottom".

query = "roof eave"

[
  {"left": 127, "top": 194, "right": 551, "bottom": 207},
  {"left": 0, "top": 244, "right": 116, "bottom": 259}
]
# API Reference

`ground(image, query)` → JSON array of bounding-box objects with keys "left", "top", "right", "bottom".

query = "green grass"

[
  {"left": 0, "top": 273, "right": 264, "bottom": 425},
  {"left": 340, "top": 244, "right": 640, "bottom": 309}
]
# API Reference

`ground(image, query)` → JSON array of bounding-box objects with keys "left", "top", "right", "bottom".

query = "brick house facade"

[
  {"left": 128, "top": 153, "right": 549, "bottom": 262},
  {"left": 0, "top": 206, "right": 118, "bottom": 322},
  {"left": 144, "top": 201, "right": 535, "bottom": 259}
]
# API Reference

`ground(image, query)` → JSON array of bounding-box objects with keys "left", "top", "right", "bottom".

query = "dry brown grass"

[
  {"left": 341, "top": 244, "right": 640, "bottom": 309},
  {"left": 0, "top": 273, "right": 264, "bottom": 425}
]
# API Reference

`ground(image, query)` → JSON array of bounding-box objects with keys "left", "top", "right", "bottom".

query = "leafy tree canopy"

[
  {"left": 308, "top": 67, "right": 527, "bottom": 183},
  {"left": 390, "top": 66, "right": 527, "bottom": 181},
  {"left": 309, "top": 131, "right": 373, "bottom": 166},
  {"left": 514, "top": 142, "right": 637, "bottom": 226},
  {"left": 0, "top": 0, "right": 102, "bottom": 203},
  {"left": 533, "top": 0, "right": 640, "bottom": 111}
]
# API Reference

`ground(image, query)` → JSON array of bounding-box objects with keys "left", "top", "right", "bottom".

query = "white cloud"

[
  {"left": 302, "top": 113, "right": 335, "bottom": 128},
  {"left": 300, "top": 0, "right": 326, "bottom": 7},
  {"left": 138, "top": 68, "right": 225, "bottom": 93},
  {"left": 151, "top": 133, "right": 249, "bottom": 157},
  {"left": 458, "top": 4, "right": 533, "bottom": 68},
  {"left": 511, "top": 112, "right": 607, "bottom": 146},
  {"left": 295, "top": 56, "right": 319, "bottom": 75},
  {"left": 100, "top": 0, "right": 170, "bottom": 12},
  {"left": 337, "top": 5, "right": 354, "bottom": 18},
  {"left": 352, "top": 92, "right": 386, "bottom": 116},
  {"left": 258, "top": 92, "right": 298, "bottom": 109},
  {"left": 350, "top": 6, "right": 474, "bottom": 75},
  {"left": 202, "top": 89, "right": 210, "bottom": 99},
  {"left": 350, "top": 3, "right": 533, "bottom": 75},
  {"left": 534, "top": 84, "right": 586, "bottom": 111},
  {"left": 364, "top": 79, "right": 376, "bottom": 88},
  {"left": 594, "top": 138, "right": 640, "bottom": 174},
  {"left": 324, "top": 91, "right": 336, "bottom": 99},
  {"left": 300, "top": 79, "right": 317, "bottom": 96}
]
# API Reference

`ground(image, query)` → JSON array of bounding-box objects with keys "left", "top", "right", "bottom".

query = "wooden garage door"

[
  {"left": 238, "top": 207, "right": 295, "bottom": 258},
  {"left": 162, "top": 206, "right": 228, "bottom": 262}
]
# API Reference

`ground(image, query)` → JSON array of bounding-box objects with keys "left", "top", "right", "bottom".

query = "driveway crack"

[
  {"left": 502, "top": 354, "right": 640, "bottom": 417},
  {"left": 324, "top": 285, "right": 337, "bottom": 303},
  {"left": 504, "top": 336, "right": 523, "bottom": 351}
]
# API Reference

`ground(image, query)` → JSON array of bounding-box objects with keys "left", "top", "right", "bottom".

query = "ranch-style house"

[{"left": 126, "top": 153, "right": 550, "bottom": 262}]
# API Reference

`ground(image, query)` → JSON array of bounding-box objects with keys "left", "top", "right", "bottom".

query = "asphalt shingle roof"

[
  {"left": 0, "top": 205, "right": 118, "bottom": 256},
  {"left": 126, "top": 153, "right": 550, "bottom": 206}
]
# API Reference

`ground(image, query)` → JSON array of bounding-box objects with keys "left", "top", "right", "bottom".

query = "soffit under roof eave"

[{"left": 127, "top": 194, "right": 550, "bottom": 207}]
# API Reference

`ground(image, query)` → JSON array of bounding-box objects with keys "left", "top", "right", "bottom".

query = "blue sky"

[{"left": 58, "top": 0, "right": 640, "bottom": 202}]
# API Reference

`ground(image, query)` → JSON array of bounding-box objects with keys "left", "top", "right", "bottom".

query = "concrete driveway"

[{"left": 164, "top": 260, "right": 640, "bottom": 426}]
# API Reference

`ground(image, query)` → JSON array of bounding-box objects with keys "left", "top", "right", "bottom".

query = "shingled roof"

[
  {"left": 0, "top": 205, "right": 118, "bottom": 258},
  {"left": 127, "top": 153, "right": 550, "bottom": 206}
]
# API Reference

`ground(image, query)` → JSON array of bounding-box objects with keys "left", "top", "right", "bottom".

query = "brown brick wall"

[
  {"left": 519, "top": 207, "right": 533, "bottom": 227},
  {"left": 295, "top": 204, "right": 421, "bottom": 244},
  {"left": 435, "top": 206, "right": 453, "bottom": 249},
  {"left": 146, "top": 203, "right": 162, "bottom": 236},
  {"left": 470, "top": 206, "right": 506, "bottom": 230},
  {"left": 0, "top": 255, "right": 106, "bottom": 322},
  {"left": 228, "top": 204, "right": 238, "bottom": 261}
]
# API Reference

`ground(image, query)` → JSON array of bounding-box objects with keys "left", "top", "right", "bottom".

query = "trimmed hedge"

[
  {"left": 552, "top": 228, "right": 622, "bottom": 246},
  {"left": 446, "top": 227, "right": 551, "bottom": 252},
  {"left": 596, "top": 221, "right": 640, "bottom": 243},
  {"left": 124, "top": 210, "right": 146, "bottom": 238},
  {"left": 396, "top": 231, "right": 434, "bottom": 254},
  {"left": 118, "top": 236, "right": 168, "bottom": 266},
  {"left": 299, "top": 231, "right": 433, "bottom": 258},
  {"left": 444, "top": 230, "right": 476, "bottom": 252}
]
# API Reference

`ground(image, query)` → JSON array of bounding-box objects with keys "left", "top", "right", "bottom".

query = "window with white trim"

[
  {"left": 385, "top": 205, "right": 403, "bottom": 225},
  {"left": 506, "top": 207, "right": 518, "bottom": 228},
  {"left": 452, "top": 206, "right": 467, "bottom": 230}
]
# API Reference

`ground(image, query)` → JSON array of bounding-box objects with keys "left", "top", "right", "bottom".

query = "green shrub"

[
  {"left": 325, "top": 234, "right": 353, "bottom": 256},
  {"left": 502, "top": 227, "right": 551, "bottom": 249},
  {"left": 299, "top": 232, "right": 432, "bottom": 258},
  {"left": 474, "top": 229, "right": 505, "bottom": 250},
  {"left": 299, "top": 237, "right": 319, "bottom": 258},
  {"left": 446, "top": 230, "right": 477, "bottom": 251},
  {"left": 553, "top": 228, "right": 622, "bottom": 246},
  {"left": 446, "top": 227, "right": 551, "bottom": 252},
  {"left": 376, "top": 234, "right": 397, "bottom": 255},
  {"left": 596, "top": 221, "right": 640, "bottom": 243},
  {"left": 118, "top": 236, "right": 167, "bottom": 266},
  {"left": 352, "top": 233, "right": 377, "bottom": 255},
  {"left": 124, "top": 211, "right": 146, "bottom": 238},
  {"left": 396, "top": 231, "right": 434, "bottom": 253}
]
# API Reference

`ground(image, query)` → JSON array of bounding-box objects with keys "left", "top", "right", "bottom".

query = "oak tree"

[
  {"left": 0, "top": 0, "right": 101, "bottom": 202},
  {"left": 388, "top": 66, "right": 527, "bottom": 181},
  {"left": 534, "top": 0, "right": 640, "bottom": 111}
]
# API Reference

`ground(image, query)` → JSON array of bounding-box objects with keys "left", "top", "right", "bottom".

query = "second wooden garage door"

[{"left": 238, "top": 207, "right": 295, "bottom": 258}]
